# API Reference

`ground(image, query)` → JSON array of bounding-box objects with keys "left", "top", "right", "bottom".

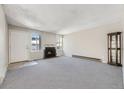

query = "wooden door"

[{"left": 108, "top": 32, "right": 122, "bottom": 66}]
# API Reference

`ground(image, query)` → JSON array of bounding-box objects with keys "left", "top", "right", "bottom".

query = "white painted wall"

[
  {"left": 0, "top": 5, "right": 8, "bottom": 84},
  {"left": 63, "top": 21, "right": 123, "bottom": 63},
  {"left": 9, "top": 25, "right": 57, "bottom": 63},
  {"left": 43, "top": 32, "right": 56, "bottom": 46}
]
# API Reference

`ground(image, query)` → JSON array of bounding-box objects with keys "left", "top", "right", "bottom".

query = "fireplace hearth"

[{"left": 44, "top": 47, "right": 56, "bottom": 58}]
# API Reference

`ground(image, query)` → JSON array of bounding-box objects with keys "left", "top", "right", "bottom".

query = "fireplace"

[{"left": 44, "top": 47, "right": 56, "bottom": 58}]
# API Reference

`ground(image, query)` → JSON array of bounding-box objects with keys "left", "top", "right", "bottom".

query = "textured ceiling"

[{"left": 3, "top": 4, "right": 124, "bottom": 34}]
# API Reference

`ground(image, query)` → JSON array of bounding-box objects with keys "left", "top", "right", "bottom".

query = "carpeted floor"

[{"left": 0, "top": 56, "right": 123, "bottom": 89}]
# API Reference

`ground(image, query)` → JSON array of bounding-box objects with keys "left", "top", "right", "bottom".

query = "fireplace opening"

[{"left": 44, "top": 47, "right": 56, "bottom": 58}]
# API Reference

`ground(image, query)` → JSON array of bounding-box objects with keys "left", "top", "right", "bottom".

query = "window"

[
  {"left": 56, "top": 35, "right": 63, "bottom": 49},
  {"left": 31, "top": 33, "right": 41, "bottom": 51}
]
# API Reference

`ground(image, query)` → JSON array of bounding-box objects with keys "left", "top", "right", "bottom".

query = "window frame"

[
  {"left": 31, "top": 33, "right": 41, "bottom": 52},
  {"left": 56, "top": 35, "right": 63, "bottom": 49}
]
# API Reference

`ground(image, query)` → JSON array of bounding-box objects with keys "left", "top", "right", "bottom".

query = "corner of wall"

[
  {"left": 0, "top": 5, "right": 9, "bottom": 85},
  {"left": 0, "top": 67, "right": 7, "bottom": 85}
]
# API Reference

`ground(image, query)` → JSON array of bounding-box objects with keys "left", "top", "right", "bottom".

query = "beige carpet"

[{"left": 0, "top": 57, "right": 123, "bottom": 89}]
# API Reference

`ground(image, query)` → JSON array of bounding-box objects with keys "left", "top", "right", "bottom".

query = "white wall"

[
  {"left": 9, "top": 25, "right": 57, "bottom": 63},
  {"left": 0, "top": 5, "right": 8, "bottom": 84},
  {"left": 43, "top": 32, "right": 56, "bottom": 46},
  {"left": 63, "top": 21, "right": 123, "bottom": 63}
]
